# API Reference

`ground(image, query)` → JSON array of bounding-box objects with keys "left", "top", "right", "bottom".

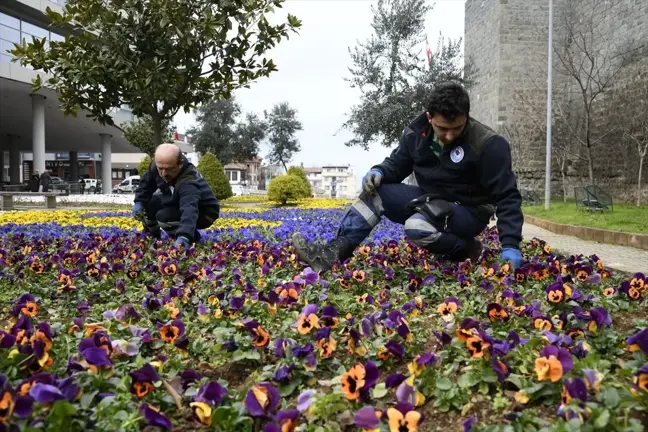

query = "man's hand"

[
  {"left": 501, "top": 248, "right": 524, "bottom": 269},
  {"left": 133, "top": 202, "right": 144, "bottom": 219},
  {"left": 174, "top": 236, "right": 191, "bottom": 248},
  {"left": 362, "top": 169, "right": 383, "bottom": 195}
]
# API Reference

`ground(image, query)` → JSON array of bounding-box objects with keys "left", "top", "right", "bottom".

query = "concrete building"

[
  {"left": 259, "top": 164, "right": 283, "bottom": 191},
  {"left": 321, "top": 165, "right": 357, "bottom": 199},
  {"left": 304, "top": 167, "right": 323, "bottom": 195},
  {"left": 0, "top": 0, "right": 139, "bottom": 193},
  {"left": 464, "top": 0, "right": 648, "bottom": 199},
  {"left": 223, "top": 157, "right": 262, "bottom": 195}
]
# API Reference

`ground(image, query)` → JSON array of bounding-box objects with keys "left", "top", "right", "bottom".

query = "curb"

[{"left": 524, "top": 215, "right": 648, "bottom": 251}]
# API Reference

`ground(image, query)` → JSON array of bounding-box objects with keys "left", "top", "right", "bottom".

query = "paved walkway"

[{"left": 523, "top": 223, "right": 648, "bottom": 274}]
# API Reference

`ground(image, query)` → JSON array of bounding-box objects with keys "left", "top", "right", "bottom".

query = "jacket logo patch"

[{"left": 451, "top": 146, "right": 465, "bottom": 163}]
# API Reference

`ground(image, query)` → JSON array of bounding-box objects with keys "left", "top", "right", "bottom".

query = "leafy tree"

[
  {"left": 10, "top": 0, "right": 301, "bottom": 146},
  {"left": 138, "top": 155, "right": 152, "bottom": 177},
  {"left": 268, "top": 175, "right": 307, "bottom": 205},
  {"left": 197, "top": 152, "right": 232, "bottom": 200},
  {"left": 287, "top": 166, "right": 312, "bottom": 197},
  {"left": 342, "top": 0, "right": 473, "bottom": 150},
  {"left": 187, "top": 98, "right": 265, "bottom": 164},
  {"left": 265, "top": 102, "right": 303, "bottom": 171},
  {"left": 122, "top": 116, "right": 174, "bottom": 157}
]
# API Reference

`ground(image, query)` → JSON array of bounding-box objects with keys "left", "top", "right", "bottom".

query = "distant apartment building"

[
  {"left": 304, "top": 167, "right": 323, "bottom": 195},
  {"left": 223, "top": 157, "right": 262, "bottom": 195},
  {"left": 258, "top": 164, "right": 284, "bottom": 191},
  {"left": 303, "top": 165, "right": 356, "bottom": 199}
]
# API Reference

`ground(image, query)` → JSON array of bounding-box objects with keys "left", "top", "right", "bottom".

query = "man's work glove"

[
  {"left": 501, "top": 248, "right": 524, "bottom": 269},
  {"left": 174, "top": 236, "right": 191, "bottom": 248},
  {"left": 133, "top": 202, "right": 144, "bottom": 219},
  {"left": 362, "top": 169, "right": 383, "bottom": 195}
]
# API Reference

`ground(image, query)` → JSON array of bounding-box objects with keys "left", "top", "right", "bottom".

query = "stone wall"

[
  {"left": 465, "top": 0, "right": 648, "bottom": 203},
  {"left": 464, "top": 0, "right": 501, "bottom": 128}
]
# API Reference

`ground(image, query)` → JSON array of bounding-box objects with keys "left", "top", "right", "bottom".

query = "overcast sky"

[{"left": 174, "top": 0, "right": 466, "bottom": 189}]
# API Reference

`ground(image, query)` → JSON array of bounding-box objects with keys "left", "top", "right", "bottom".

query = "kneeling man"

[
  {"left": 133, "top": 144, "right": 220, "bottom": 247},
  {"left": 292, "top": 82, "right": 524, "bottom": 272}
]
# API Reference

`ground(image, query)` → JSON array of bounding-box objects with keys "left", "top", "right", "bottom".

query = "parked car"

[
  {"left": 82, "top": 178, "right": 101, "bottom": 194},
  {"left": 49, "top": 176, "right": 71, "bottom": 194},
  {"left": 113, "top": 175, "right": 140, "bottom": 194}
]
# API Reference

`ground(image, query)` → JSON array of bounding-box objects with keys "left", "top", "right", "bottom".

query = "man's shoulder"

[{"left": 464, "top": 118, "right": 502, "bottom": 153}]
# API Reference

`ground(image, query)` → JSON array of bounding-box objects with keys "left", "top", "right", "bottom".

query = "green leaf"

[
  {"left": 372, "top": 383, "right": 388, "bottom": 399},
  {"left": 594, "top": 409, "right": 610, "bottom": 429},
  {"left": 436, "top": 377, "right": 452, "bottom": 391},
  {"left": 457, "top": 373, "right": 472, "bottom": 388},
  {"left": 600, "top": 387, "right": 620, "bottom": 408}
]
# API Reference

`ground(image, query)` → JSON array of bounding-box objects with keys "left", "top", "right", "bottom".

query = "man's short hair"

[{"left": 426, "top": 82, "right": 470, "bottom": 121}]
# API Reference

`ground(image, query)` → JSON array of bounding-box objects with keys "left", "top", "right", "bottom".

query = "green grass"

[{"left": 522, "top": 200, "right": 648, "bottom": 234}]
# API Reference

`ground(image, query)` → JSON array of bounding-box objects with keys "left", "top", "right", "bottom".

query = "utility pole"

[{"left": 545, "top": 0, "right": 554, "bottom": 210}]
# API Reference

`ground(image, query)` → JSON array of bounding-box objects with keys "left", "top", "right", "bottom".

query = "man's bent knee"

[{"left": 404, "top": 213, "right": 442, "bottom": 248}]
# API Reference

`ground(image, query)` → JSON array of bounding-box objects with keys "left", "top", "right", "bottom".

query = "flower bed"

[{"left": 0, "top": 204, "right": 647, "bottom": 431}]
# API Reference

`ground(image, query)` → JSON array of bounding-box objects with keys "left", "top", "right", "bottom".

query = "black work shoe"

[
  {"left": 292, "top": 233, "right": 353, "bottom": 273},
  {"left": 448, "top": 238, "right": 483, "bottom": 263}
]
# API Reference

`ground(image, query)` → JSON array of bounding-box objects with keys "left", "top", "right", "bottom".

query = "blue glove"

[
  {"left": 133, "top": 202, "right": 144, "bottom": 218},
  {"left": 362, "top": 169, "right": 383, "bottom": 195},
  {"left": 174, "top": 236, "right": 191, "bottom": 248},
  {"left": 501, "top": 248, "right": 524, "bottom": 269}
]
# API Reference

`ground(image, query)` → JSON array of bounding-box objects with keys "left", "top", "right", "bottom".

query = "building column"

[
  {"left": 0, "top": 148, "right": 5, "bottom": 183},
  {"left": 31, "top": 94, "right": 46, "bottom": 175},
  {"left": 8, "top": 135, "right": 21, "bottom": 184},
  {"left": 69, "top": 151, "right": 79, "bottom": 181},
  {"left": 100, "top": 134, "right": 112, "bottom": 194}
]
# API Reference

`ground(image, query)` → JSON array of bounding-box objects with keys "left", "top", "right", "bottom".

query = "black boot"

[
  {"left": 447, "top": 238, "right": 483, "bottom": 263},
  {"left": 292, "top": 233, "right": 354, "bottom": 273}
]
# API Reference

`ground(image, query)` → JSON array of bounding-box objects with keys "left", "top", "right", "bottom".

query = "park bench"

[
  {"left": 520, "top": 189, "right": 541, "bottom": 206},
  {"left": 0, "top": 191, "right": 68, "bottom": 210},
  {"left": 574, "top": 185, "right": 613, "bottom": 212}
]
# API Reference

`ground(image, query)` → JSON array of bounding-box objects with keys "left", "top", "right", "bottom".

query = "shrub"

[
  {"left": 197, "top": 152, "right": 233, "bottom": 200},
  {"left": 138, "top": 155, "right": 152, "bottom": 177},
  {"left": 287, "top": 166, "right": 312, "bottom": 197},
  {"left": 268, "top": 175, "right": 309, "bottom": 205}
]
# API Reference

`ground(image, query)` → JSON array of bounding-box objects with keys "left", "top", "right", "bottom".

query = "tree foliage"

[
  {"left": 342, "top": 0, "right": 474, "bottom": 150},
  {"left": 287, "top": 166, "right": 312, "bottom": 197},
  {"left": 265, "top": 102, "right": 303, "bottom": 171},
  {"left": 138, "top": 155, "right": 152, "bottom": 178},
  {"left": 197, "top": 152, "right": 232, "bottom": 200},
  {"left": 10, "top": 0, "right": 301, "bottom": 146},
  {"left": 268, "top": 175, "right": 307, "bottom": 205},
  {"left": 122, "top": 116, "right": 174, "bottom": 157},
  {"left": 187, "top": 98, "right": 265, "bottom": 165}
]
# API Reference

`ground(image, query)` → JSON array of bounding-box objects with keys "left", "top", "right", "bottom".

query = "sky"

[{"left": 174, "top": 0, "right": 466, "bottom": 190}]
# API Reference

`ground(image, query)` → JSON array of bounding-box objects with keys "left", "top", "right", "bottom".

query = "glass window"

[
  {"left": 0, "top": 13, "right": 20, "bottom": 30},
  {"left": 0, "top": 40, "right": 15, "bottom": 57},
  {"left": 231, "top": 171, "right": 238, "bottom": 182},
  {"left": 1, "top": 25, "right": 20, "bottom": 44},
  {"left": 112, "top": 171, "right": 117, "bottom": 179},
  {"left": 21, "top": 22, "right": 49, "bottom": 41},
  {"left": 50, "top": 32, "right": 64, "bottom": 43},
  {"left": 0, "top": 53, "right": 11, "bottom": 64}
]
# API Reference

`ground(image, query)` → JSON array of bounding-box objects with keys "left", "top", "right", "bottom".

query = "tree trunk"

[
  {"left": 586, "top": 144, "right": 595, "bottom": 185},
  {"left": 562, "top": 171, "right": 568, "bottom": 202},
  {"left": 151, "top": 112, "right": 163, "bottom": 150},
  {"left": 638, "top": 154, "right": 645, "bottom": 207}
]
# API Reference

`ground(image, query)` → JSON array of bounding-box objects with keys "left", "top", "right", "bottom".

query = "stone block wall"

[{"left": 465, "top": 0, "right": 648, "bottom": 202}]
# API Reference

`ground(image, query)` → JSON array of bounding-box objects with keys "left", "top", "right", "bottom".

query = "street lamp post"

[{"left": 545, "top": 0, "right": 554, "bottom": 210}]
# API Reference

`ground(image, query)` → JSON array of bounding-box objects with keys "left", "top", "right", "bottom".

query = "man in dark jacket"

[
  {"left": 133, "top": 144, "right": 221, "bottom": 247},
  {"left": 292, "top": 82, "right": 524, "bottom": 272}
]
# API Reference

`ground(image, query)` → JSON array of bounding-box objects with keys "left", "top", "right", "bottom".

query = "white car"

[
  {"left": 113, "top": 175, "right": 140, "bottom": 194},
  {"left": 82, "top": 178, "right": 101, "bottom": 194}
]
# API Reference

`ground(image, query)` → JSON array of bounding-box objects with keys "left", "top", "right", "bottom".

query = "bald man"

[{"left": 133, "top": 144, "right": 220, "bottom": 247}]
